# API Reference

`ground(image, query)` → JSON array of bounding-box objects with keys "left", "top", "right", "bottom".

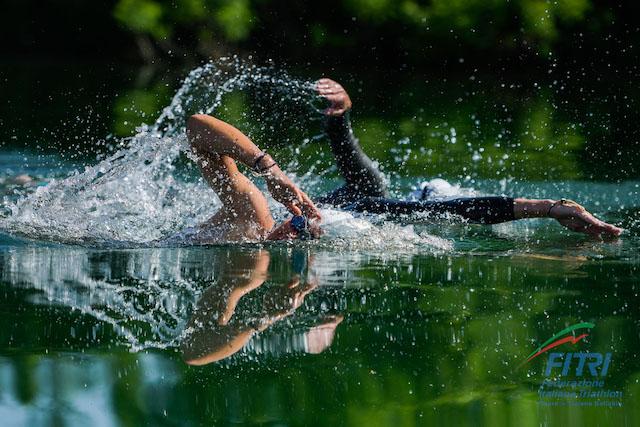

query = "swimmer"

[{"left": 184, "top": 79, "right": 622, "bottom": 242}]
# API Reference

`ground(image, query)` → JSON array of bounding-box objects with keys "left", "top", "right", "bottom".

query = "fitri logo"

[{"left": 521, "top": 322, "right": 623, "bottom": 407}]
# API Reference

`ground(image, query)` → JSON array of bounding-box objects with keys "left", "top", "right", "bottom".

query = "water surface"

[{"left": 0, "top": 59, "right": 638, "bottom": 426}]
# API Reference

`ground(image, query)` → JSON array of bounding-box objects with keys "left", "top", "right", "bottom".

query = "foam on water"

[{"left": 0, "top": 58, "right": 452, "bottom": 251}]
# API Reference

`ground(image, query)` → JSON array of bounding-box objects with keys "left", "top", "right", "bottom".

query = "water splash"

[
  {"left": 0, "top": 58, "right": 450, "bottom": 251},
  {"left": 0, "top": 59, "right": 311, "bottom": 244}
]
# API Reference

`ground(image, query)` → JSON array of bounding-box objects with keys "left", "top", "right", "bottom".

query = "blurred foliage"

[
  {"left": 103, "top": 0, "right": 621, "bottom": 61},
  {"left": 2, "top": 0, "right": 635, "bottom": 68},
  {"left": 1, "top": 1, "right": 637, "bottom": 180},
  {"left": 113, "top": 0, "right": 255, "bottom": 51},
  {"left": 114, "top": 0, "right": 169, "bottom": 38}
]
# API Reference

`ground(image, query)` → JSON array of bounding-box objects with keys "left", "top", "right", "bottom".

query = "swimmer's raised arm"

[
  {"left": 187, "top": 114, "right": 320, "bottom": 219},
  {"left": 316, "top": 78, "right": 388, "bottom": 204}
]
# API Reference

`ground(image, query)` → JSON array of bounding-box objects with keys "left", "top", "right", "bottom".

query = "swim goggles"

[{"left": 290, "top": 215, "right": 311, "bottom": 240}]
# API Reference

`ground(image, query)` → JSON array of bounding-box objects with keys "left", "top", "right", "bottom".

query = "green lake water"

[{"left": 0, "top": 60, "right": 639, "bottom": 426}]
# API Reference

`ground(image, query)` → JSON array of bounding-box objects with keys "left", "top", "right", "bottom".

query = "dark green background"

[{"left": 1, "top": 2, "right": 639, "bottom": 426}]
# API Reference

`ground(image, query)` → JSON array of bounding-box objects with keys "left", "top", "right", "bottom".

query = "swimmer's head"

[{"left": 266, "top": 215, "right": 323, "bottom": 241}]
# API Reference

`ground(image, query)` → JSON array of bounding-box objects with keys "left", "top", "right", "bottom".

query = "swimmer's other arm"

[{"left": 346, "top": 196, "right": 622, "bottom": 236}]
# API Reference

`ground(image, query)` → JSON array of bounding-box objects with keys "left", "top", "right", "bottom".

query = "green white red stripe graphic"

[{"left": 525, "top": 322, "right": 595, "bottom": 363}]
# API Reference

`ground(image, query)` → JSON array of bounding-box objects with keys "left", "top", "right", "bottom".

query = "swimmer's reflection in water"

[{"left": 180, "top": 249, "right": 343, "bottom": 365}]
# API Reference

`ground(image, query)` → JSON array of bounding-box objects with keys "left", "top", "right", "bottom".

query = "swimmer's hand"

[
  {"left": 264, "top": 163, "right": 321, "bottom": 220},
  {"left": 514, "top": 198, "right": 623, "bottom": 236},
  {"left": 265, "top": 276, "right": 317, "bottom": 316},
  {"left": 317, "top": 78, "right": 352, "bottom": 116},
  {"left": 548, "top": 199, "right": 623, "bottom": 237}
]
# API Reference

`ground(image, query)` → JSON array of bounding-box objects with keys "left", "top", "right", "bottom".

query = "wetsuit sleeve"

[
  {"left": 323, "top": 113, "right": 388, "bottom": 200},
  {"left": 345, "top": 196, "right": 516, "bottom": 224}
]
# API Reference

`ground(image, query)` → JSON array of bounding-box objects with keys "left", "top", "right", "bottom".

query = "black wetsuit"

[{"left": 318, "top": 114, "right": 516, "bottom": 225}]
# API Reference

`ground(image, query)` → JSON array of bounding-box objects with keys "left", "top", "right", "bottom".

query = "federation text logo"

[{"left": 522, "top": 321, "right": 623, "bottom": 407}]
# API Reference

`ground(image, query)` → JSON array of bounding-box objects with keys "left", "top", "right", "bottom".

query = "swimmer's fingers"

[
  {"left": 554, "top": 206, "right": 623, "bottom": 236},
  {"left": 321, "top": 93, "right": 347, "bottom": 102},
  {"left": 292, "top": 283, "right": 317, "bottom": 308},
  {"left": 302, "top": 280, "right": 317, "bottom": 294},
  {"left": 317, "top": 78, "right": 335, "bottom": 83},
  {"left": 300, "top": 192, "right": 321, "bottom": 220},
  {"left": 322, "top": 97, "right": 350, "bottom": 116},
  {"left": 289, "top": 281, "right": 316, "bottom": 309},
  {"left": 576, "top": 210, "right": 623, "bottom": 236},
  {"left": 283, "top": 189, "right": 320, "bottom": 220},
  {"left": 323, "top": 106, "right": 348, "bottom": 116},
  {"left": 317, "top": 86, "right": 345, "bottom": 96},
  {"left": 316, "top": 78, "right": 342, "bottom": 90},
  {"left": 317, "top": 78, "right": 351, "bottom": 116},
  {"left": 265, "top": 171, "right": 312, "bottom": 217},
  {"left": 287, "top": 276, "right": 301, "bottom": 289},
  {"left": 286, "top": 201, "right": 303, "bottom": 216}
]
